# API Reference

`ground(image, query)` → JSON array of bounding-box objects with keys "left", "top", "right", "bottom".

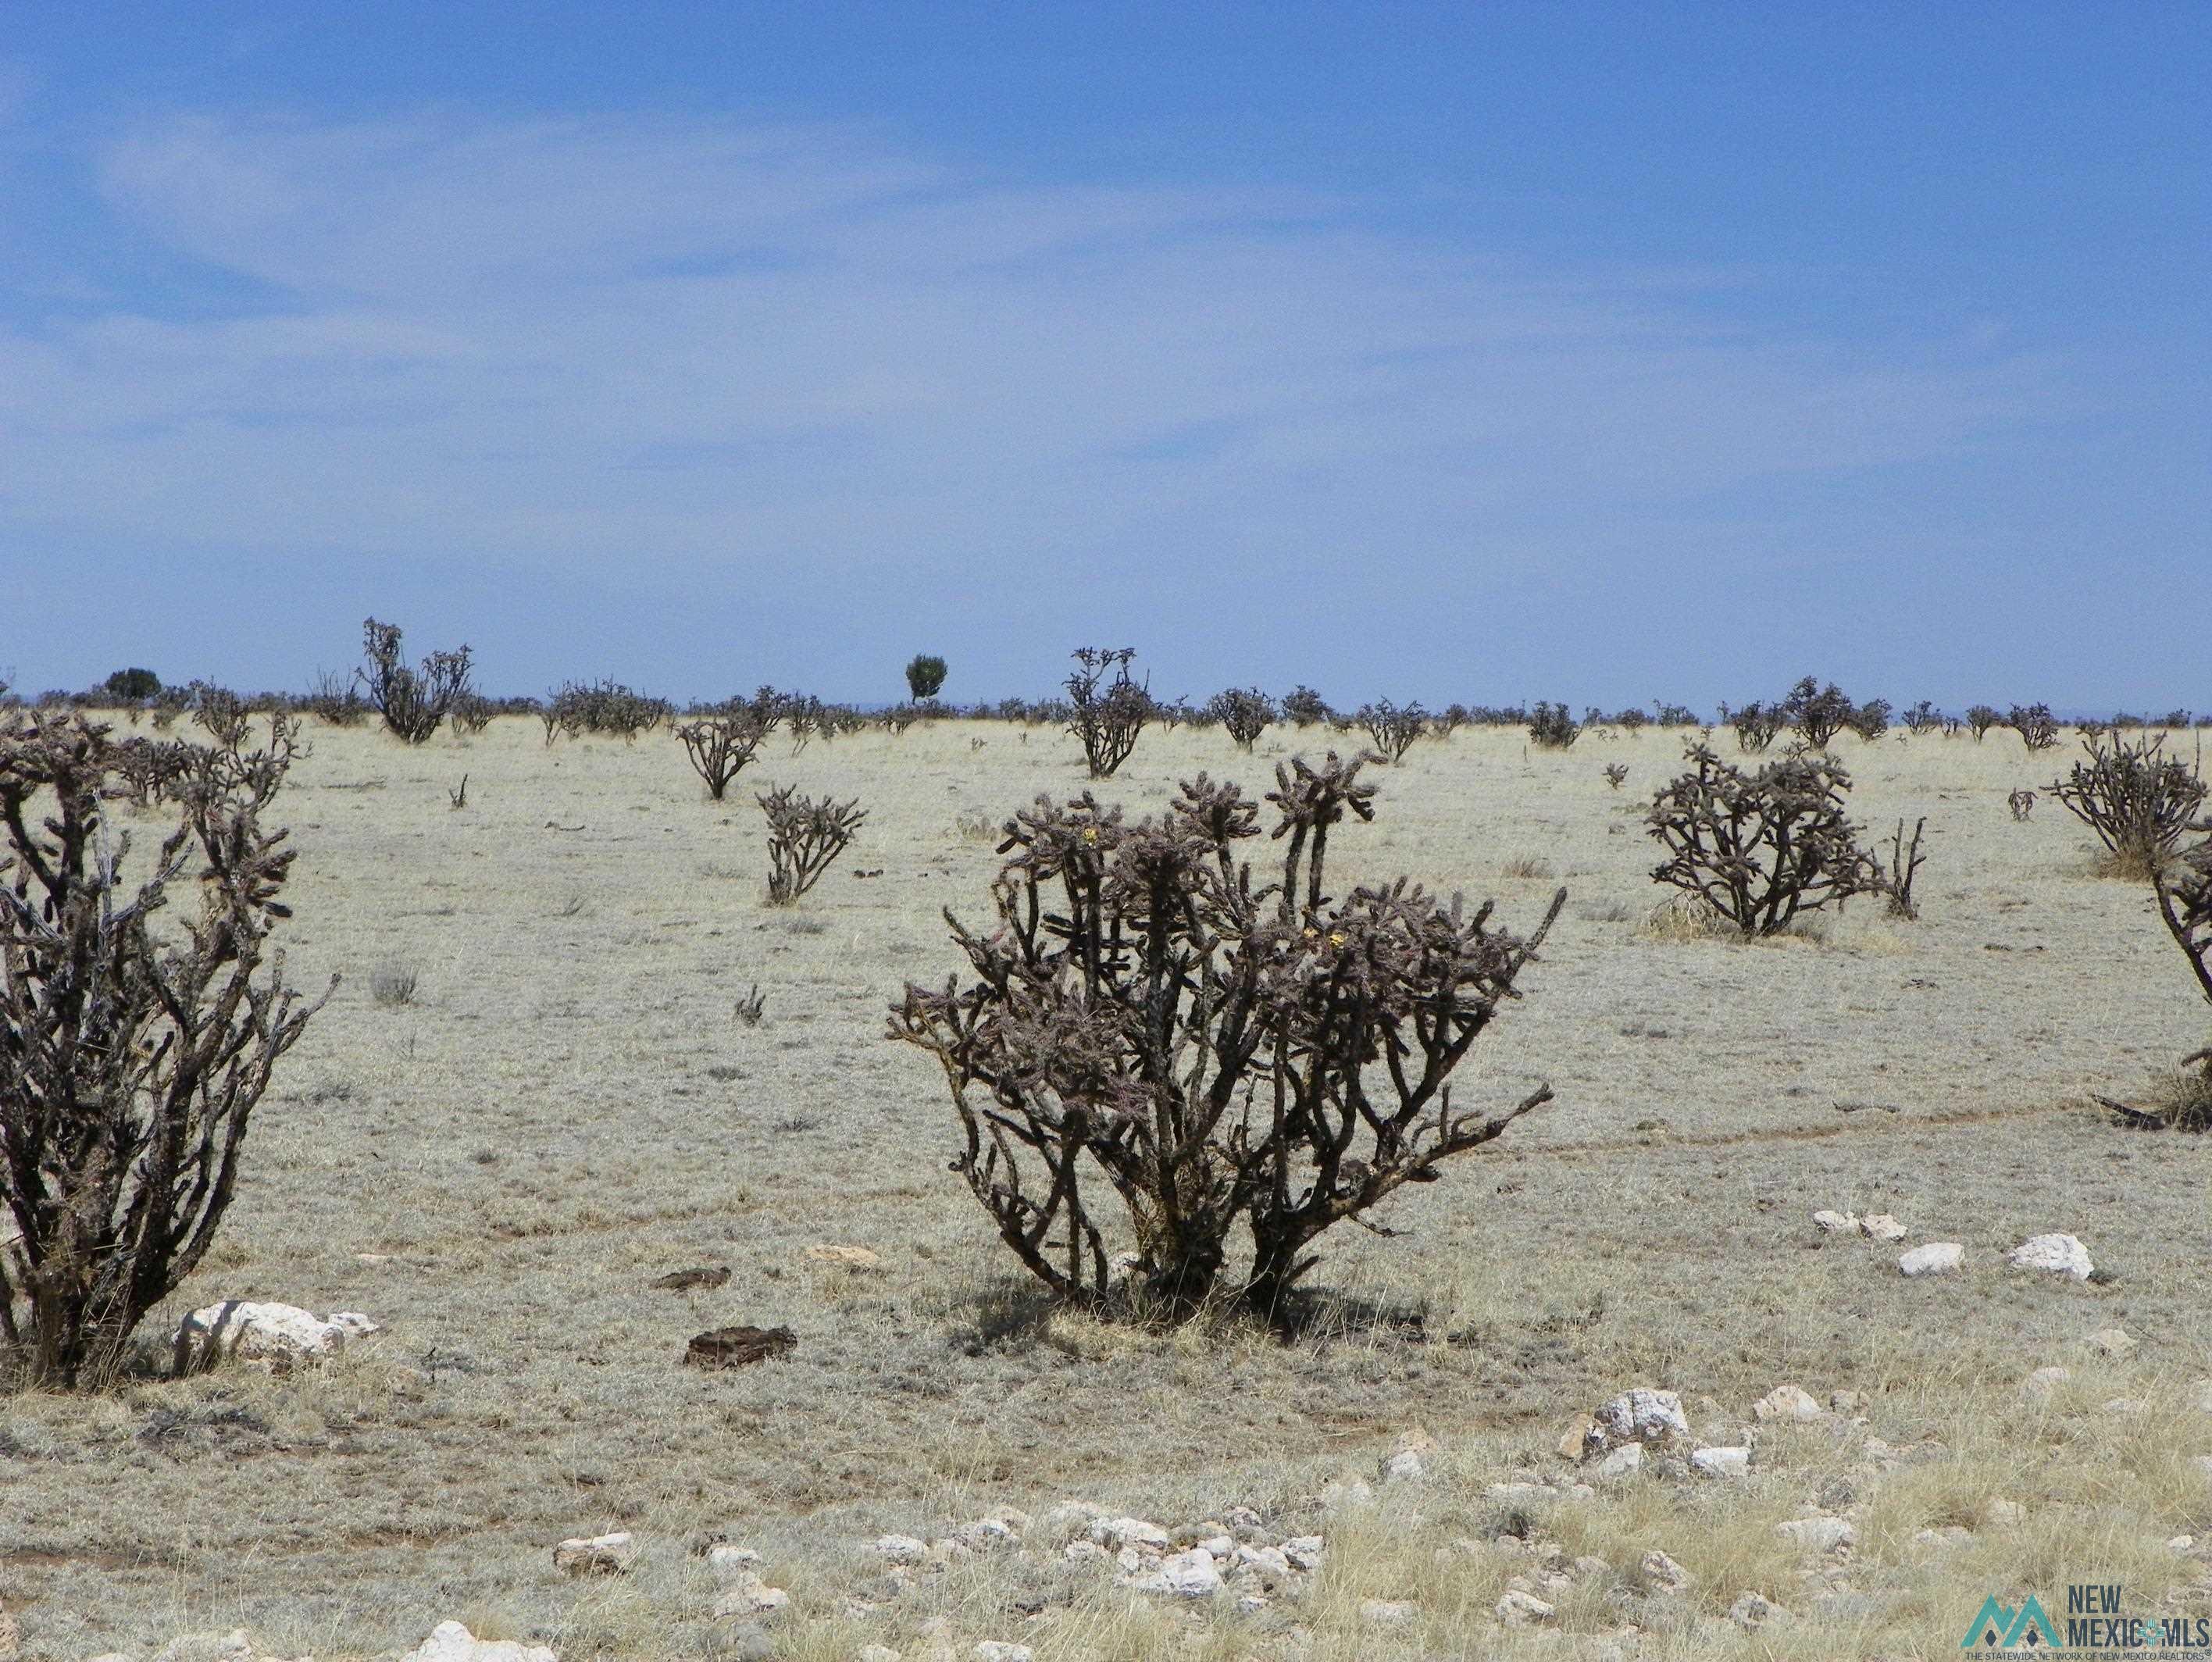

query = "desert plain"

[{"left": 5, "top": 712, "right": 2210, "bottom": 1660}]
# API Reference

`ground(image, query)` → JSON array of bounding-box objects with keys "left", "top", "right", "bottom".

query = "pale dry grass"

[{"left": 5, "top": 715, "right": 2210, "bottom": 1658}]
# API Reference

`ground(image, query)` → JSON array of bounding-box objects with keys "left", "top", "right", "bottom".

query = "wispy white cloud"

[{"left": 0, "top": 109, "right": 2082, "bottom": 697}]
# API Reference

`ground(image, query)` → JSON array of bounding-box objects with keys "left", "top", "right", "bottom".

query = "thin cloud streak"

[{"left": 0, "top": 109, "right": 2089, "bottom": 701}]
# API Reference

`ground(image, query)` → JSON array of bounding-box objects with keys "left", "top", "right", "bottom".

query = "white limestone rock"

[
  {"left": 1754, "top": 1385, "right": 1826, "bottom": 1424},
  {"left": 1690, "top": 1446, "right": 1750, "bottom": 1478},
  {"left": 1123, "top": 1548, "right": 1221, "bottom": 1599},
  {"left": 552, "top": 1532, "right": 636, "bottom": 1577},
  {"left": 2008, "top": 1233, "right": 2094, "bottom": 1281},
  {"left": 1776, "top": 1517, "right": 1855, "bottom": 1553},
  {"left": 1587, "top": 1388, "right": 1689, "bottom": 1454},
  {"left": 400, "top": 1625, "right": 558, "bottom": 1662},
  {"left": 1898, "top": 1243, "right": 1964, "bottom": 1277},
  {"left": 171, "top": 1300, "right": 375, "bottom": 1373}
]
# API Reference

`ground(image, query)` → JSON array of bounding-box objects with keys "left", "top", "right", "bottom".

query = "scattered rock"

[
  {"left": 170, "top": 1301, "right": 376, "bottom": 1374},
  {"left": 973, "top": 1646, "right": 1032, "bottom": 1662},
  {"left": 1860, "top": 1214, "right": 1907, "bottom": 1242},
  {"left": 1639, "top": 1550, "right": 1693, "bottom": 1593},
  {"left": 1124, "top": 1547, "right": 1221, "bottom": 1598},
  {"left": 1485, "top": 1481, "right": 1552, "bottom": 1504},
  {"left": 1380, "top": 1448, "right": 1427, "bottom": 1484},
  {"left": 1754, "top": 1385, "right": 1826, "bottom": 1424},
  {"left": 1089, "top": 1517, "right": 1171, "bottom": 1554},
  {"left": 400, "top": 1625, "right": 558, "bottom": 1662},
  {"left": 1811, "top": 1209, "right": 1859, "bottom": 1234},
  {"left": 1729, "top": 1592, "right": 1785, "bottom": 1632},
  {"left": 1362, "top": 1599, "right": 1420, "bottom": 1628},
  {"left": 1986, "top": 1499, "right": 2027, "bottom": 1528},
  {"left": 1828, "top": 1389, "right": 1863, "bottom": 1414},
  {"left": 2088, "top": 1328, "right": 2138, "bottom": 1357},
  {"left": 1690, "top": 1446, "right": 1750, "bottom": 1478},
  {"left": 2171, "top": 1537, "right": 2197, "bottom": 1554},
  {"left": 1494, "top": 1590, "right": 1555, "bottom": 1626},
  {"left": 2009, "top": 1234, "right": 2094, "bottom": 1282},
  {"left": 553, "top": 1532, "right": 637, "bottom": 1577},
  {"left": 1282, "top": 1535, "right": 1325, "bottom": 1571},
  {"left": 874, "top": 1534, "right": 928, "bottom": 1564},
  {"left": 1912, "top": 1527, "right": 1972, "bottom": 1552},
  {"left": 1321, "top": 1475, "right": 1375, "bottom": 1512},
  {"left": 858, "top": 1649, "right": 903, "bottom": 1662},
  {"left": 1586, "top": 1388, "right": 1689, "bottom": 1454},
  {"left": 1231, "top": 1543, "right": 1293, "bottom": 1585},
  {"left": 1776, "top": 1518, "right": 1855, "bottom": 1553},
  {"left": 149, "top": 1634, "right": 301, "bottom": 1662},
  {"left": 1595, "top": 1443, "right": 1643, "bottom": 1481},
  {"left": 2023, "top": 1365, "right": 2071, "bottom": 1400},
  {"left": 651, "top": 1264, "right": 730, "bottom": 1290},
  {"left": 685, "top": 1325, "right": 797, "bottom": 1368},
  {"left": 712, "top": 1570, "right": 790, "bottom": 1618},
  {"left": 1898, "top": 1243, "right": 1964, "bottom": 1277},
  {"left": 805, "top": 1244, "right": 883, "bottom": 1271},
  {"left": 951, "top": 1518, "right": 1016, "bottom": 1551}
]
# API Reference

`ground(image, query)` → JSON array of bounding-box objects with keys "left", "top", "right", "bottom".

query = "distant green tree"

[
  {"left": 904, "top": 654, "right": 948, "bottom": 701},
  {"left": 103, "top": 667, "right": 161, "bottom": 701}
]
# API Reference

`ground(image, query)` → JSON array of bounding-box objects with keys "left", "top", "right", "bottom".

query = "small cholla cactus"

[
  {"left": 1604, "top": 763, "right": 1629, "bottom": 791},
  {"left": 2008, "top": 788, "right": 2036, "bottom": 822}
]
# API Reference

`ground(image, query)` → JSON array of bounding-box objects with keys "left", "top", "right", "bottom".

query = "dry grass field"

[{"left": 6, "top": 713, "right": 2211, "bottom": 1660}]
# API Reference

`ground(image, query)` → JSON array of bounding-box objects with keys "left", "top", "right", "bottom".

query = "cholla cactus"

[
  {"left": 2047, "top": 732, "right": 2207, "bottom": 879},
  {"left": 890, "top": 752, "right": 1564, "bottom": 1318},
  {"left": 1205, "top": 687, "right": 1276, "bottom": 751},
  {"left": 758, "top": 784, "right": 865, "bottom": 903},
  {"left": 0, "top": 712, "right": 330, "bottom": 1385},
  {"left": 1065, "top": 648, "right": 1153, "bottom": 777},
  {"left": 1357, "top": 700, "right": 1427, "bottom": 763},
  {"left": 1646, "top": 744, "right": 1880, "bottom": 936}
]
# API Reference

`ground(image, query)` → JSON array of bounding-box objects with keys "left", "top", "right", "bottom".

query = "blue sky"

[{"left": 2, "top": 4, "right": 2205, "bottom": 710}]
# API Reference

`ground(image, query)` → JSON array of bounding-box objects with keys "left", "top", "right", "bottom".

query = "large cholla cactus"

[
  {"left": 1, "top": 713, "right": 330, "bottom": 1385},
  {"left": 1646, "top": 744, "right": 1880, "bottom": 936},
  {"left": 890, "top": 753, "right": 1564, "bottom": 1318}
]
